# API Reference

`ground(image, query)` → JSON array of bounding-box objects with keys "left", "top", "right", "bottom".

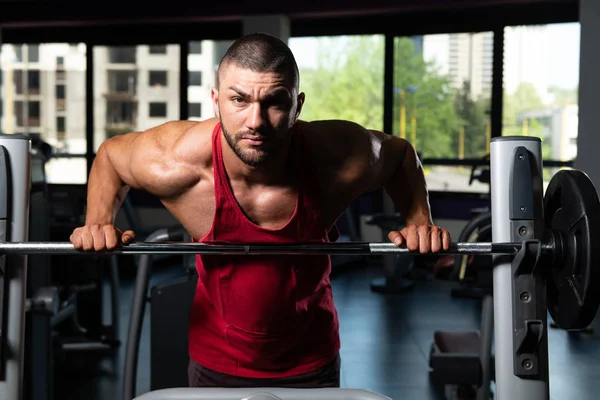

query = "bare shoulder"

[
  {"left": 297, "top": 119, "right": 406, "bottom": 167},
  {"left": 113, "top": 118, "right": 219, "bottom": 198},
  {"left": 167, "top": 117, "right": 219, "bottom": 168},
  {"left": 296, "top": 119, "right": 411, "bottom": 192}
]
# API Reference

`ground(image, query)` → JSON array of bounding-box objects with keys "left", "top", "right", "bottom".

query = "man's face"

[{"left": 211, "top": 64, "right": 304, "bottom": 167}]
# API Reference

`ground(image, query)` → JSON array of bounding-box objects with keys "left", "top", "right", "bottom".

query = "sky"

[
  {"left": 547, "top": 23, "right": 580, "bottom": 90},
  {"left": 288, "top": 22, "right": 581, "bottom": 91}
]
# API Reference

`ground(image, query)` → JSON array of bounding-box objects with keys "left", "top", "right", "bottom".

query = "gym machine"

[
  {"left": 429, "top": 294, "right": 494, "bottom": 399},
  {"left": 447, "top": 210, "right": 493, "bottom": 299},
  {"left": 449, "top": 155, "right": 493, "bottom": 299},
  {"left": 0, "top": 134, "right": 599, "bottom": 400},
  {"left": 47, "top": 182, "right": 121, "bottom": 357},
  {"left": 122, "top": 226, "right": 191, "bottom": 399},
  {"left": 24, "top": 138, "right": 54, "bottom": 400}
]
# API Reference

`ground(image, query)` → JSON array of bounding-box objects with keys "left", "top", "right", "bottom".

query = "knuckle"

[{"left": 90, "top": 223, "right": 101, "bottom": 231}]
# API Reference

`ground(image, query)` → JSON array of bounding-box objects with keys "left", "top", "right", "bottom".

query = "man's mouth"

[{"left": 241, "top": 136, "right": 267, "bottom": 145}]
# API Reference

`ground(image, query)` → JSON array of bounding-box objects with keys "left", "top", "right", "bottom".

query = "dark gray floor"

[{"left": 55, "top": 258, "right": 600, "bottom": 399}]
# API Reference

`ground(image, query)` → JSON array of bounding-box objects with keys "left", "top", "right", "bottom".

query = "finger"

[
  {"left": 122, "top": 230, "right": 136, "bottom": 244},
  {"left": 103, "top": 225, "right": 119, "bottom": 250},
  {"left": 405, "top": 225, "right": 419, "bottom": 251},
  {"left": 70, "top": 231, "right": 82, "bottom": 249},
  {"left": 442, "top": 229, "right": 452, "bottom": 250},
  {"left": 418, "top": 225, "right": 431, "bottom": 254},
  {"left": 81, "top": 229, "right": 94, "bottom": 252},
  {"left": 92, "top": 225, "right": 106, "bottom": 252},
  {"left": 430, "top": 226, "right": 441, "bottom": 253},
  {"left": 70, "top": 228, "right": 81, "bottom": 247},
  {"left": 388, "top": 231, "right": 404, "bottom": 247}
]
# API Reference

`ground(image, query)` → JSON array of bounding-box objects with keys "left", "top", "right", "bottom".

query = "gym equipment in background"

[
  {"left": 122, "top": 226, "right": 191, "bottom": 399},
  {"left": 429, "top": 295, "right": 494, "bottom": 400},
  {"left": 450, "top": 210, "right": 493, "bottom": 299}
]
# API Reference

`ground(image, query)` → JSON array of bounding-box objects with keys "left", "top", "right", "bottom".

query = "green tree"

[
  {"left": 502, "top": 82, "right": 551, "bottom": 157},
  {"left": 392, "top": 38, "right": 457, "bottom": 158},
  {"left": 298, "top": 36, "right": 385, "bottom": 131},
  {"left": 548, "top": 85, "right": 578, "bottom": 107},
  {"left": 297, "top": 35, "right": 459, "bottom": 159},
  {"left": 503, "top": 82, "right": 545, "bottom": 131},
  {"left": 453, "top": 80, "right": 489, "bottom": 158}
]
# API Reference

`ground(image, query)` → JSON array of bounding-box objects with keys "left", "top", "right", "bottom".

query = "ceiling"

[{"left": 0, "top": 0, "right": 577, "bottom": 28}]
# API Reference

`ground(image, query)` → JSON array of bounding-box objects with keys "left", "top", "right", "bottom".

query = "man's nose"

[{"left": 246, "top": 103, "right": 266, "bottom": 130}]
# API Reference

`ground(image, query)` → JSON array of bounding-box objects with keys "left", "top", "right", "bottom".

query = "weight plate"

[{"left": 543, "top": 169, "right": 600, "bottom": 330}]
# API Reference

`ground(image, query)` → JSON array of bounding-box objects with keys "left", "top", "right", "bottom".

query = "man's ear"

[
  {"left": 211, "top": 87, "right": 220, "bottom": 119},
  {"left": 295, "top": 92, "right": 305, "bottom": 122}
]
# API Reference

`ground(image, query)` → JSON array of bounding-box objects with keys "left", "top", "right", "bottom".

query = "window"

[
  {"left": 27, "top": 45, "right": 39, "bottom": 62},
  {"left": 502, "top": 22, "right": 579, "bottom": 184},
  {"left": 45, "top": 157, "right": 88, "bottom": 184},
  {"left": 13, "top": 101, "right": 25, "bottom": 126},
  {"left": 389, "top": 32, "right": 494, "bottom": 193},
  {"left": 107, "top": 70, "right": 136, "bottom": 94},
  {"left": 288, "top": 35, "right": 385, "bottom": 131},
  {"left": 149, "top": 70, "right": 168, "bottom": 87},
  {"left": 14, "top": 45, "right": 23, "bottom": 62},
  {"left": 106, "top": 100, "right": 137, "bottom": 126},
  {"left": 189, "top": 71, "right": 202, "bottom": 86},
  {"left": 13, "top": 70, "right": 24, "bottom": 94},
  {"left": 187, "top": 40, "right": 231, "bottom": 122},
  {"left": 28, "top": 101, "right": 40, "bottom": 126},
  {"left": 56, "top": 85, "right": 65, "bottom": 99},
  {"left": 56, "top": 116, "right": 66, "bottom": 133},
  {"left": 188, "top": 103, "right": 202, "bottom": 119},
  {"left": 108, "top": 47, "right": 136, "bottom": 64},
  {"left": 1, "top": 43, "right": 87, "bottom": 183},
  {"left": 149, "top": 102, "right": 167, "bottom": 117},
  {"left": 27, "top": 70, "right": 41, "bottom": 94},
  {"left": 189, "top": 41, "right": 202, "bottom": 54},
  {"left": 95, "top": 45, "right": 180, "bottom": 152},
  {"left": 149, "top": 45, "right": 167, "bottom": 54}
]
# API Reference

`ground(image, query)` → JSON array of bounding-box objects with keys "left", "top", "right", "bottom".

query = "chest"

[
  {"left": 226, "top": 181, "right": 299, "bottom": 228},
  {"left": 166, "top": 179, "right": 301, "bottom": 240}
]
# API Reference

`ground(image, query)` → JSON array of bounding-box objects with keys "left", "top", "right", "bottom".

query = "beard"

[{"left": 221, "top": 121, "right": 288, "bottom": 167}]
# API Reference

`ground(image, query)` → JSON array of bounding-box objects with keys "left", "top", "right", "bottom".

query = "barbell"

[{"left": 0, "top": 240, "right": 551, "bottom": 255}]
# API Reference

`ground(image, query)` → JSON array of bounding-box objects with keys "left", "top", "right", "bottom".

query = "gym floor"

[{"left": 56, "top": 258, "right": 600, "bottom": 400}]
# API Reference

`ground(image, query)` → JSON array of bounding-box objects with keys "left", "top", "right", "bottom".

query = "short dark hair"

[{"left": 216, "top": 33, "right": 299, "bottom": 89}]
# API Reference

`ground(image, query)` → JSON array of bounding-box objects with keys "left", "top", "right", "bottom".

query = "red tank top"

[{"left": 188, "top": 122, "right": 340, "bottom": 378}]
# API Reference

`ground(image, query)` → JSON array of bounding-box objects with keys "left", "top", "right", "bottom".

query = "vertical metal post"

[
  {"left": 490, "top": 136, "right": 549, "bottom": 400},
  {"left": 0, "top": 134, "right": 31, "bottom": 400}
]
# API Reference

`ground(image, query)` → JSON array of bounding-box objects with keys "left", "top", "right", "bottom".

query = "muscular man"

[{"left": 70, "top": 33, "right": 451, "bottom": 388}]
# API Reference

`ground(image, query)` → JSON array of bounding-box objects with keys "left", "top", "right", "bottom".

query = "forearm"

[
  {"left": 85, "top": 142, "right": 128, "bottom": 225},
  {"left": 384, "top": 141, "right": 433, "bottom": 226}
]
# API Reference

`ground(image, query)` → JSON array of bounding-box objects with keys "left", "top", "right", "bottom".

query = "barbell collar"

[{"left": 0, "top": 241, "right": 554, "bottom": 256}]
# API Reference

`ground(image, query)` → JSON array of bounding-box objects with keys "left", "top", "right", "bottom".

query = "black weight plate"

[{"left": 543, "top": 169, "right": 600, "bottom": 330}]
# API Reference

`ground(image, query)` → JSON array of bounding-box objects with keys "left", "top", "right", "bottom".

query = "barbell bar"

[{"left": 0, "top": 240, "right": 555, "bottom": 256}]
